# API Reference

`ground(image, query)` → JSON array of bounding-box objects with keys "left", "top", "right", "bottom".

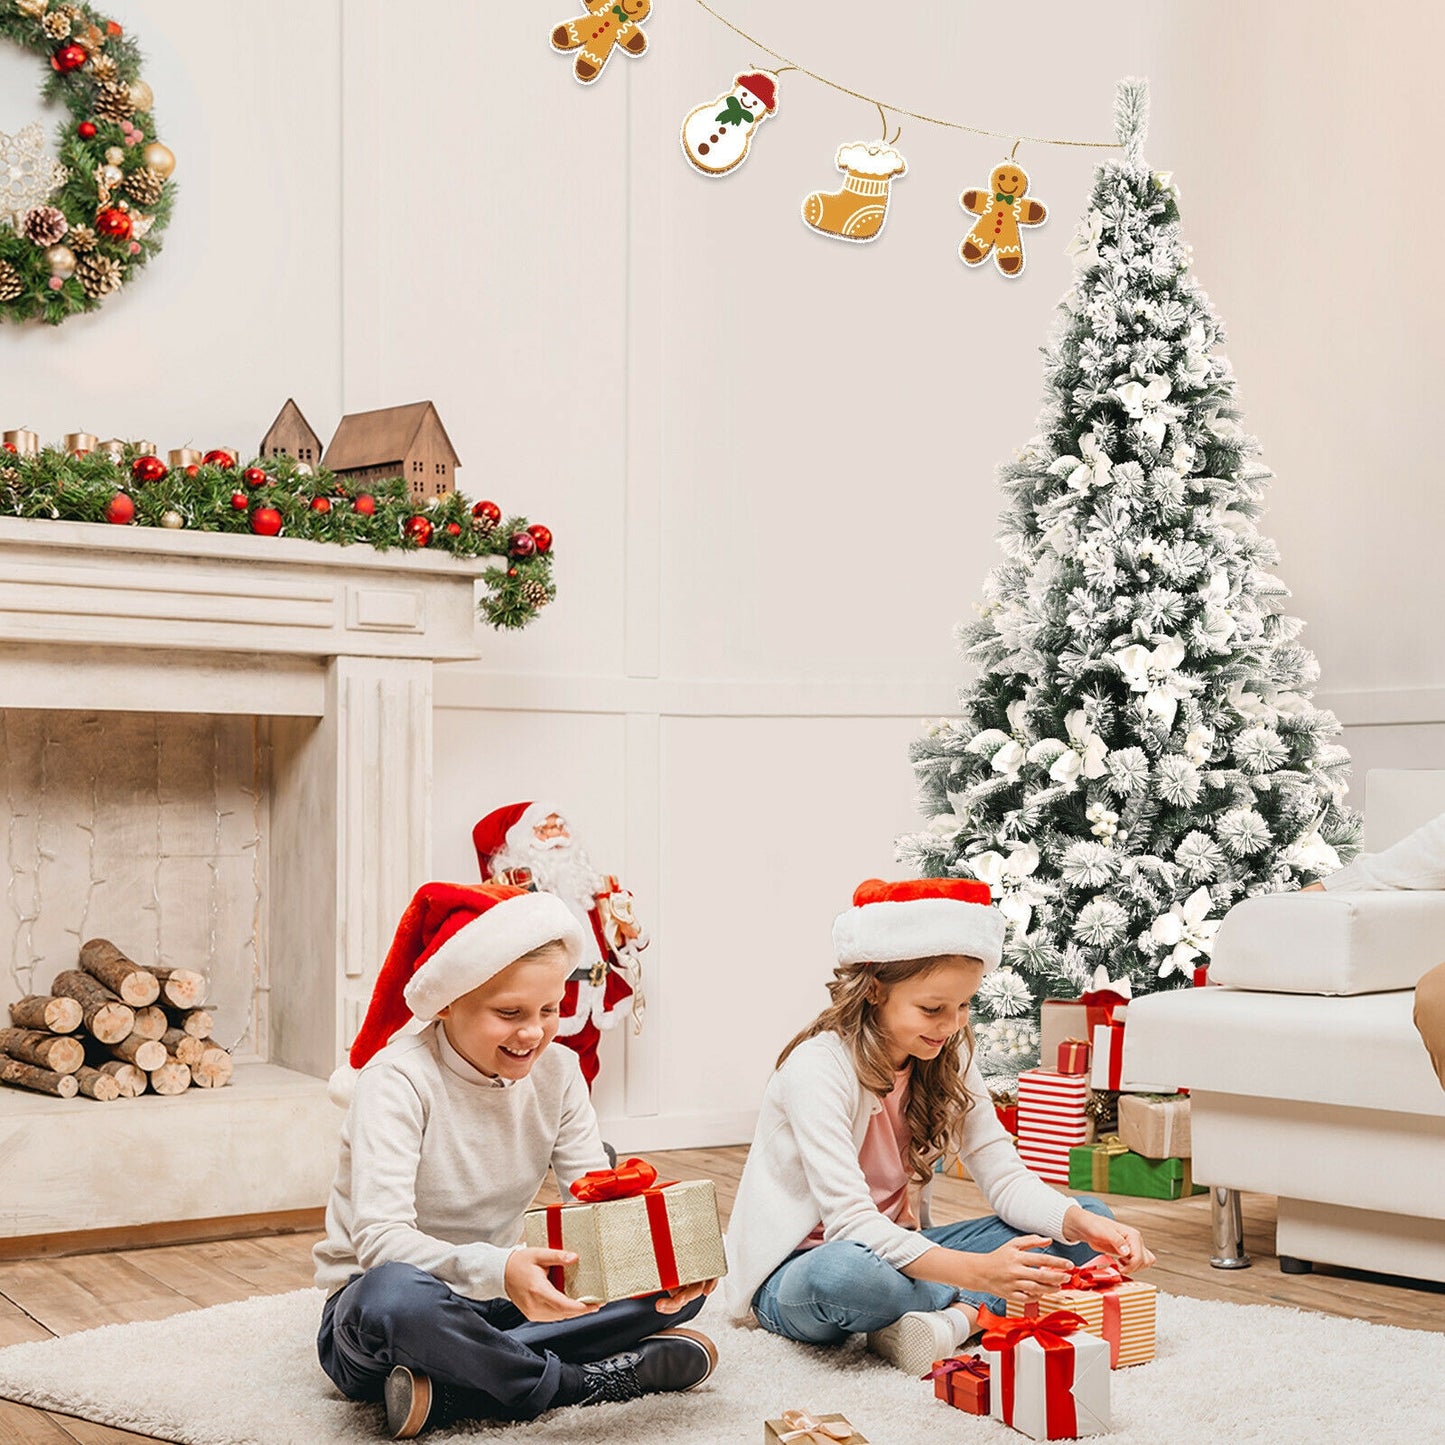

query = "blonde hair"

[
  {"left": 518, "top": 938, "right": 571, "bottom": 967},
  {"left": 777, "top": 956, "right": 977, "bottom": 1187}
]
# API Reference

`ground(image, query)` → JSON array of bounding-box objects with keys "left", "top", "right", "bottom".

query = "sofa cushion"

[
  {"left": 1210, "top": 891, "right": 1445, "bottom": 994},
  {"left": 1122, "top": 987, "right": 1445, "bottom": 1116}
]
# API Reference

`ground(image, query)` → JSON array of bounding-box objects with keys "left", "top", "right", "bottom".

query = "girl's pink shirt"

[{"left": 797, "top": 1066, "right": 917, "bottom": 1249}]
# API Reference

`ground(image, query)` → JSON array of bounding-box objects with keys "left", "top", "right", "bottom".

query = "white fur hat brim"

[
  {"left": 404, "top": 890, "right": 586, "bottom": 1020},
  {"left": 832, "top": 897, "right": 1005, "bottom": 971}
]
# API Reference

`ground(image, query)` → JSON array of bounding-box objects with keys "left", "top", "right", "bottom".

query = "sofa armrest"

[{"left": 1211, "top": 890, "right": 1445, "bottom": 995}]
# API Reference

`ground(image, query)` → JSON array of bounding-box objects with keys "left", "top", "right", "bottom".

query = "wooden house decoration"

[
  {"left": 322, "top": 401, "right": 462, "bottom": 501},
  {"left": 258, "top": 398, "right": 323, "bottom": 466}
]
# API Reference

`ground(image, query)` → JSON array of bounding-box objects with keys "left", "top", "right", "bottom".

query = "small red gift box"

[
  {"left": 924, "top": 1354, "right": 990, "bottom": 1414},
  {"left": 1056, "top": 1038, "right": 1091, "bottom": 1075},
  {"left": 996, "top": 1103, "right": 1019, "bottom": 1134}
]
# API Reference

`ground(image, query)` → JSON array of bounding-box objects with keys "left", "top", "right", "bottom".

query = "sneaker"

[
  {"left": 577, "top": 1327, "right": 718, "bottom": 1405},
  {"left": 866, "top": 1309, "right": 967, "bottom": 1378}
]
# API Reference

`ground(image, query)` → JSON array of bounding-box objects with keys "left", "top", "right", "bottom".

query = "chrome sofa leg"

[{"left": 1209, "top": 1185, "right": 1252, "bottom": 1269}]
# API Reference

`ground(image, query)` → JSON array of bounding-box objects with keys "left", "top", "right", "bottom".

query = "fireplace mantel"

[{"left": 0, "top": 517, "right": 493, "bottom": 1246}]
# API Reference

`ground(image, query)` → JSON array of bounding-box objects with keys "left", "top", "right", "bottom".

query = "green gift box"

[{"left": 1068, "top": 1137, "right": 1205, "bottom": 1199}]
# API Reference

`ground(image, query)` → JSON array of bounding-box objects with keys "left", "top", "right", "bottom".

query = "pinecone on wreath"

[
  {"left": 89, "top": 54, "right": 119, "bottom": 84},
  {"left": 42, "top": 10, "right": 71, "bottom": 38},
  {"left": 0, "top": 261, "right": 22, "bottom": 303},
  {"left": 67, "top": 224, "right": 97, "bottom": 253},
  {"left": 77, "top": 253, "right": 122, "bottom": 299},
  {"left": 22, "top": 206, "right": 68, "bottom": 247},
  {"left": 124, "top": 167, "right": 165, "bottom": 207},
  {"left": 93, "top": 82, "right": 134, "bottom": 124},
  {"left": 520, "top": 579, "right": 549, "bottom": 609}
]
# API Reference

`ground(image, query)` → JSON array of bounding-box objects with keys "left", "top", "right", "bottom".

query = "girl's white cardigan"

[{"left": 723, "top": 1030, "right": 1077, "bottom": 1321}]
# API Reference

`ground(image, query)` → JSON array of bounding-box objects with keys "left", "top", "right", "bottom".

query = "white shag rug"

[{"left": 0, "top": 1287, "right": 1438, "bottom": 1445}]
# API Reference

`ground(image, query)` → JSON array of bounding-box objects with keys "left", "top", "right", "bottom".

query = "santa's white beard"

[{"left": 491, "top": 839, "right": 601, "bottom": 919}]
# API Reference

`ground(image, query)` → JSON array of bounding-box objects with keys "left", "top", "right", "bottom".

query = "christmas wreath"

[
  {"left": 0, "top": 0, "right": 174, "bottom": 324},
  {"left": 0, "top": 445, "right": 557, "bottom": 630}
]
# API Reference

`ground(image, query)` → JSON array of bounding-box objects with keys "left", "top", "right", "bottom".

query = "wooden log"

[
  {"left": 0, "top": 1028, "right": 84, "bottom": 1075},
  {"left": 109, "top": 1035, "right": 167, "bottom": 1071},
  {"left": 190, "top": 1043, "right": 233, "bottom": 1089},
  {"left": 78, "top": 939, "right": 162, "bottom": 1007},
  {"left": 50, "top": 971, "right": 134, "bottom": 1044},
  {"left": 129, "top": 1005, "right": 168, "bottom": 1042},
  {"left": 149, "top": 1060, "right": 191, "bottom": 1096},
  {"left": 137, "top": 963, "right": 206, "bottom": 1010},
  {"left": 160, "top": 1028, "right": 204, "bottom": 1067},
  {"left": 0, "top": 1052, "right": 78, "bottom": 1098},
  {"left": 8, "top": 994, "right": 82, "bottom": 1034},
  {"left": 98, "top": 1060, "right": 147, "bottom": 1097},
  {"left": 74, "top": 1066, "right": 120, "bottom": 1102},
  {"left": 170, "top": 1007, "right": 214, "bottom": 1039}
]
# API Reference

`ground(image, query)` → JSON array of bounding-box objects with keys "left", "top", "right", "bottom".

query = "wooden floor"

[{"left": 2, "top": 1145, "right": 1443, "bottom": 1443}]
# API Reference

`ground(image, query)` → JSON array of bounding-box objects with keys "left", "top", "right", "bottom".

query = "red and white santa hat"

[
  {"left": 736, "top": 70, "right": 778, "bottom": 112},
  {"left": 832, "top": 878, "right": 1004, "bottom": 971},
  {"left": 328, "top": 880, "right": 585, "bottom": 1105},
  {"left": 472, "top": 800, "right": 560, "bottom": 877}
]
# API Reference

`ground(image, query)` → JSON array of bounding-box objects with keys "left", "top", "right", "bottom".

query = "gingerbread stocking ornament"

[
  {"left": 551, "top": 0, "right": 651, "bottom": 85},
  {"left": 802, "top": 141, "right": 908, "bottom": 244},
  {"left": 959, "top": 160, "right": 1047, "bottom": 276}
]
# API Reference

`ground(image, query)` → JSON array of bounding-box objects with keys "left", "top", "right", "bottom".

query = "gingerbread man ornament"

[
  {"left": 960, "top": 161, "right": 1047, "bottom": 276},
  {"left": 551, "top": 0, "right": 651, "bottom": 85}
]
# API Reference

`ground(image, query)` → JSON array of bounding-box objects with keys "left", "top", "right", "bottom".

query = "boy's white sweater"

[
  {"left": 723, "top": 1030, "right": 1076, "bottom": 1320},
  {"left": 313, "top": 1024, "right": 608, "bottom": 1301}
]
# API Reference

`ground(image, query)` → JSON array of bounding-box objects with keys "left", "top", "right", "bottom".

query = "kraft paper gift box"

[
  {"left": 1017, "top": 1068, "right": 1090, "bottom": 1185},
  {"left": 982, "top": 1309, "right": 1111, "bottom": 1440},
  {"left": 523, "top": 1170, "right": 726, "bottom": 1304},
  {"left": 1006, "top": 1256, "right": 1157, "bottom": 1368},
  {"left": 1117, "top": 1092, "right": 1192, "bottom": 1160},
  {"left": 764, "top": 1410, "right": 868, "bottom": 1444},
  {"left": 1068, "top": 1139, "right": 1205, "bottom": 1199},
  {"left": 925, "top": 1354, "right": 990, "bottom": 1414}
]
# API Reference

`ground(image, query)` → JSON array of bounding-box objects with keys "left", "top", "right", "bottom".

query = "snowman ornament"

[{"left": 681, "top": 70, "right": 779, "bottom": 176}]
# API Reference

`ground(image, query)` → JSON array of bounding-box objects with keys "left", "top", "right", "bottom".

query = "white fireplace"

[{"left": 0, "top": 516, "right": 493, "bottom": 1246}]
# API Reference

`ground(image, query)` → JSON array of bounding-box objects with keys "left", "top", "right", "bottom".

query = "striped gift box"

[
  {"left": 1007, "top": 1269, "right": 1157, "bottom": 1367},
  {"left": 1017, "top": 1069, "right": 1090, "bottom": 1184}
]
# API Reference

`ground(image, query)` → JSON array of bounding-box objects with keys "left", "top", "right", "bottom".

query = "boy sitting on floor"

[{"left": 314, "top": 881, "right": 717, "bottom": 1438}]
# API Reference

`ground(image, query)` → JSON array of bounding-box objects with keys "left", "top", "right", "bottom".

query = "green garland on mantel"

[{"left": 0, "top": 445, "right": 556, "bottom": 630}]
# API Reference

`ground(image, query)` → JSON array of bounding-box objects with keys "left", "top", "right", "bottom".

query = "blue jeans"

[{"left": 751, "top": 1198, "right": 1114, "bottom": 1345}]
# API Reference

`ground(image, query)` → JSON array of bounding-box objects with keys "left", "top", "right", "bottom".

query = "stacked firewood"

[{"left": 1, "top": 939, "right": 233, "bottom": 1102}]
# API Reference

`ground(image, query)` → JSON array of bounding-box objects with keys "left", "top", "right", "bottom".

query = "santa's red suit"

[{"left": 471, "top": 801, "right": 645, "bottom": 1089}]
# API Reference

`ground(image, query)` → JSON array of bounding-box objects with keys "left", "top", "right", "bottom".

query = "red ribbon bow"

[
  {"left": 979, "top": 1307, "right": 1086, "bottom": 1435},
  {"left": 923, "top": 1355, "right": 991, "bottom": 1383},
  {"left": 569, "top": 1157, "right": 659, "bottom": 1202},
  {"left": 1063, "top": 1255, "right": 1128, "bottom": 1292}
]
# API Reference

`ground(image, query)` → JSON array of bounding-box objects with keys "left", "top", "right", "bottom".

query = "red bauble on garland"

[
  {"left": 509, "top": 531, "right": 537, "bottom": 558},
  {"left": 96, "top": 208, "right": 133, "bottom": 241},
  {"left": 472, "top": 499, "right": 501, "bottom": 527},
  {"left": 203, "top": 449, "right": 235, "bottom": 468},
  {"left": 229, "top": 492, "right": 248, "bottom": 510},
  {"left": 404, "top": 515, "right": 433, "bottom": 546},
  {"left": 104, "top": 493, "right": 135, "bottom": 525},
  {"left": 446, "top": 522, "right": 462, "bottom": 537},
  {"left": 526, "top": 524, "right": 553, "bottom": 554},
  {"left": 309, "top": 496, "right": 331, "bottom": 513},
  {"left": 250, "top": 506, "right": 283, "bottom": 536},
  {"left": 51, "top": 43, "right": 87, "bottom": 72},
  {"left": 242, "top": 467, "right": 267, "bottom": 488},
  {"left": 353, "top": 494, "right": 376, "bottom": 516},
  {"left": 130, "top": 455, "right": 168, "bottom": 484}
]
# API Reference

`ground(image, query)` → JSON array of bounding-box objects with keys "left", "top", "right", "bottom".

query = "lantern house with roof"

[{"left": 322, "top": 401, "right": 461, "bottom": 501}]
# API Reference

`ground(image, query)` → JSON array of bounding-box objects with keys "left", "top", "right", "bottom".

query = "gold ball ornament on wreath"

[{"left": 0, "top": 5, "right": 175, "bottom": 324}]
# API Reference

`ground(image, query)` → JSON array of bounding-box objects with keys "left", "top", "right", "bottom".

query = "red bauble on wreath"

[
  {"left": 250, "top": 505, "right": 283, "bottom": 536},
  {"left": 526, "top": 524, "right": 553, "bottom": 554},
  {"left": 76, "top": 121, "right": 97, "bottom": 140},
  {"left": 95, "top": 208, "right": 133, "bottom": 241},
  {"left": 404, "top": 515, "right": 433, "bottom": 546},
  {"left": 104, "top": 493, "right": 135, "bottom": 524},
  {"left": 51, "top": 43, "right": 87, "bottom": 72},
  {"left": 130, "top": 455, "right": 167, "bottom": 484}
]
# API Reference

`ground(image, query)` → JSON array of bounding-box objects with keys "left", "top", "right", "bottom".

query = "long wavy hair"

[{"left": 777, "top": 955, "right": 977, "bottom": 1187}]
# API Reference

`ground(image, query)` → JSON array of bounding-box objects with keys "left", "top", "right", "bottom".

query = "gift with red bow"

[
  {"left": 1006, "top": 1253, "right": 1157, "bottom": 1368},
  {"left": 763, "top": 1409, "right": 868, "bottom": 1444},
  {"left": 522, "top": 1157, "right": 726, "bottom": 1304},
  {"left": 979, "top": 1306, "right": 1111, "bottom": 1440},
  {"left": 924, "top": 1353, "right": 991, "bottom": 1414}
]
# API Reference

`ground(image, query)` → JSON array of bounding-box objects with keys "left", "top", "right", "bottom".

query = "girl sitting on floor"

[{"left": 724, "top": 876, "right": 1155, "bottom": 1375}]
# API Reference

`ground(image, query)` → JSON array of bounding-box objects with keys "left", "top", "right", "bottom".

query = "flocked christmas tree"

[{"left": 898, "top": 79, "right": 1360, "bottom": 1087}]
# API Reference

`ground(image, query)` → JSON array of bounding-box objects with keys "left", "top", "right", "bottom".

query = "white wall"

[{"left": 3, "top": 1, "right": 1440, "bottom": 1147}]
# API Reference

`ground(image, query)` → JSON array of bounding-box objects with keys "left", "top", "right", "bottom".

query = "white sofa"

[{"left": 1124, "top": 770, "right": 1445, "bottom": 1283}]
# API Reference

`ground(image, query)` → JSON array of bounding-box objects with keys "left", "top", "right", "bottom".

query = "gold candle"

[
  {"left": 132, "top": 439, "right": 157, "bottom": 456},
  {"left": 64, "top": 432, "right": 99, "bottom": 456},
  {"left": 99, "top": 438, "right": 126, "bottom": 462},
  {"left": 168, "top": 447, "right": 203, "bottom": 469},
  {"left": 2, "top": 429, "right": 40, "bottom": 456}
]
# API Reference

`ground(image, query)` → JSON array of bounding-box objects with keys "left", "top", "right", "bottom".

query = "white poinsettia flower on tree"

[
  {"left": 1112, "top": 636, "right": 1193, "bottom": 731},
  {"left": 1054, "top": 432, "right": 1112, "bottom": 492},
  {"left": 1114, "top": 375, "right": 1174, "bottom": 448},
  {"left": 1182, "top": 725, "right": 1215, "bottom": 767},
  {"left": 1171, "top": 442, "right": 1199, "bottom": 474},
  {"left": 1152, "top": 170, "right": 1181, "bottom": 201},
  {"left": 1064, "top": 709, "right": 1109, "bottom": 779},
  {"left": 990, "top": 740, "right": 1025, "bottom": 779},
  {"left": 1205, "top": 411, "right": 1242, "bottom": 440},
  {"left": 969, "top": 842, "right": 1044, "bottom": 935},
  {"left": 1149, "top": 886, "right": 1220, "bottom": 977},
  {"left": 1065, "top": 208, "right": 1104, "bottom": 267},
  {"left": 1282, "top": 826, "right": 1342, "bottom": 878},
  {"left": 1005, "top": 699, "right": 1031, "bottom": 735},
  {"left": 977, "top": 967, "right": 1033, "bottom": 1018}
]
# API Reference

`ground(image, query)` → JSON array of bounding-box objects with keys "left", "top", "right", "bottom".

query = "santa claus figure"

[{"left": 472, "top": 801, "right": 647, "bottom": 1089}]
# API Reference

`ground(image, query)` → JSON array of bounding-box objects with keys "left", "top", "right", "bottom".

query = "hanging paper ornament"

[
  {"left": 550, "top": 0, "right": 650, "bottom": 85},
  {"left": 680, "top": 70, "right": 779, "bottom": 177},
  {"left": 802, "top": 142, "right": 907, "bottom": 244},
  {"left": 959, "top": 161, "right": 1047, "bottom": 277}
]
